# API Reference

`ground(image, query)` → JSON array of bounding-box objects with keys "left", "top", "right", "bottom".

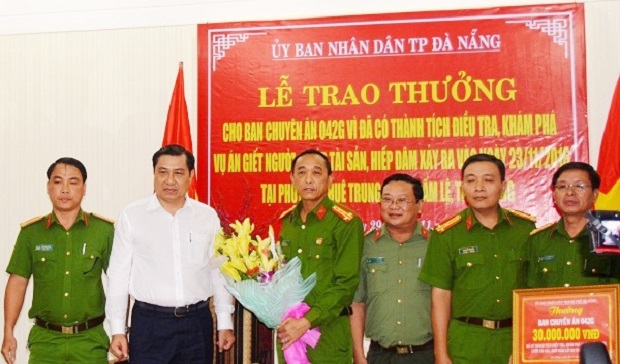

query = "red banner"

[{"left": 198, "top": 4, "right": 587, "bottom": 232}]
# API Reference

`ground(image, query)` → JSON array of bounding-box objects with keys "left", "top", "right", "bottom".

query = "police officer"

[
  {"left": 419, "top": 154, "right": 536, "bottom": 364},
  {"left": 528, "top": 162, "right": 620, "bottom": 288},
  {"left": 276, "top": 149, "right": 364, "bottom": 363},
  {"left": 351, "top": 173, "right": 434, "bottom": 364},
  {"left": 2, "top": 158, "right": 113, "bottom": 364}
]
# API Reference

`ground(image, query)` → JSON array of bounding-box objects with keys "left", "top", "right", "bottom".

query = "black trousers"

[{"left": 129, "top": 301, "right": 214, "bottom": 364}]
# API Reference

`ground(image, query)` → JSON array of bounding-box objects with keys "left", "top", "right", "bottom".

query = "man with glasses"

[
  {"left": 418, "top": 153, "right": 536, "bottom": 364},
  {"left": 350, "top": 173, "right": 433, "bottom": 364},
  {"left": 527, "top": 162, "right": 620, "bottom": 288}
]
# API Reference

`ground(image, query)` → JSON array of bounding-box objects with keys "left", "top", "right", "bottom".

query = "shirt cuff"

[{"left": 109, "top": 319, "right": 127, "bottom": 336}]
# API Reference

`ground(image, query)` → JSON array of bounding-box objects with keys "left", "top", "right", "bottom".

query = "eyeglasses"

[
  {"left": 553, "top": 184, "right": 591, "bottom": 193},
  {"left": 380, "top": 197, "right": 415, "bottom": 208}
]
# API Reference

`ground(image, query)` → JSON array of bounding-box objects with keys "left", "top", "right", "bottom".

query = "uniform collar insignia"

[
  {"left": 316, "top": 205, "right": 327, "bottom": 220},
  {"left": 466, "top": 215, "right": 473, "bottom": 231}
]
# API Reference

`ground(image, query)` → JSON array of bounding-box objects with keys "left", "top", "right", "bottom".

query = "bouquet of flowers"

[{"left": 214, "top": 218, "right": 320, "bottom": 363}]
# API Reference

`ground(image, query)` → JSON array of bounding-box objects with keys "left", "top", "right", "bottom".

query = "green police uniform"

[
  {"left": 527, "top": 219, "right": 620, "bottom": 288},
  {"left": 278, "top": 196, "right": 364, "bottom": 364},
  {"left": 6, "top": 211, "right": 114, "bottom": 364},
  {"left": 353, "top": 223, "right": 433, "bottom": 364},
  {"left": 418, "top": 206, "right": 535, "bottom": 364}
]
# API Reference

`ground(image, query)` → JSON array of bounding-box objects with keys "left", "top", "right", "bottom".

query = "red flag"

[
  {"left": 596, "top": 76, "right": 620, "bottom": 210},
  {"left": 163, "top": 62, "right": 198, "bottom": 199}
]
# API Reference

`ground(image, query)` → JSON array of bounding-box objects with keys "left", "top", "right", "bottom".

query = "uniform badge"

[
  {"left": 35, "top": 244, "right": 54, "bottom": 252},
  {"left": 458, "top": 246, "right": 478, "bottom": 255},
  {"left": 538, "top": 255, "right": 555, "bottom": 262},
  {"left": 316, "top": 205, "right": 327, "bottom": 220}
]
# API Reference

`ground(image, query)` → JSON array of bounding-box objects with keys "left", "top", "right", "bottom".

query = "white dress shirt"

[{"left": 106, "top": 194, "right": 234, "bottom": 335}]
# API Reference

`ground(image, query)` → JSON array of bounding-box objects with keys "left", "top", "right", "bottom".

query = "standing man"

[
  {"left": 106, "top": 144, "right": 235, "bottom": 363},
  {"left": 418, "top": 153, "right": 536, "bottom": 364},
  {"left": 351, "top": 174, "right": 434, "bottom": 364},
  {"left": 276, "top": 149, "right": 364, "bottom": 363},
  {"left": 528, "top": 162, "right": 620, "bottom": 288},
  {"left": 2, "top": 158, "right": 114, "bottom": 364}
]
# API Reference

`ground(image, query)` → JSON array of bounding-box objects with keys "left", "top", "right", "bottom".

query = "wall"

[{"left": 0, "top": 0, "right": 618, "bottom": 362}]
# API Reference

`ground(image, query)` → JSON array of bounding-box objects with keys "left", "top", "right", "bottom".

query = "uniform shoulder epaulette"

[
  {"left": 332, "top": 203, "right": 356, "bottom": 222},
  {"left": 20, "top": 216, "right": 44, "bottom": 228},
  {"left": 529, "top": 222, "right": 555, "bottom": 236},
  {"left": 279, "top": 204, "right": 297, "bottom": 220},
  {"left": 508, "top": 209, "right": 536, "bottom": 223},
  {"left": 435, "top": 215, "right": 462, "bottom": 234},
  {"left": 91, "top": 213, "right": 115, "bottom": 224},
  {"left": 364, "top": 227, "right": 376, "bottom": 237}
]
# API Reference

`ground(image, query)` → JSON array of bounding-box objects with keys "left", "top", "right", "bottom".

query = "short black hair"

[
  {"left": 47, "top": 158, "right": 87, "bottom": 182},
  {"left": 290, "top": 149, "right": 332, "bottom": 175},
  {"left": 461, "top": 153, "right": 506, "bottom": 181},
  {"left": 552, "top": 162, "right": 601, "bottom": 189},
  {"left": 152, "top": 144, "right": 195, "bottom": 172},
  {"left": 381, "top": 173, "right": 424, "bottom": 202}
]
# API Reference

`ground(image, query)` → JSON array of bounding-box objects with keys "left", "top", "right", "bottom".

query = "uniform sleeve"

[
  {"left": 305, "top": 216, "right": 364, "bottom": 327},
  {"left": 418, "top": 231, "right": 454, "bottom": 290},
  {"left": 101, "top": 222, "right": 114, "bottom": 273},
  {"left": 352, "top": 240, "right": 368, "bottom": 304},
  {"left": 105, "top": 209, "right": 134, "bottom": 335},
  {"left": 525, "top": 234, "right": 538, "bottom": 288},
  {"left": 6, "top": 230, "right": 33, "bottom": 279}
]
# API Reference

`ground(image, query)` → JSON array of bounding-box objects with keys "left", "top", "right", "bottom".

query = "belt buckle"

[
  {"left": 482, "top": 319, "right": 496, "bottom": 329},
  {"left": 395, "top": 346, "right": 410, "bottom": 355},
  {"left": 174, "top": 306, "right": 189, "bottom": 317},
  {"left": 61, "top": 326, "right": 74, "bottom": 334}
]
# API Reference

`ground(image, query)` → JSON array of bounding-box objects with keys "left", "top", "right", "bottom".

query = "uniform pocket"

[
  {"left": 455, "top": 253, "right": 486, "bottom": 289},
  {"left": 82, "top": 253, "right": 102, "bottom": 277},
  {"left": 32, "top": 251, "right": 56, "bottom": 283},
  {"left": 365, "top": 261, "right": 388, "bottom": 295}
]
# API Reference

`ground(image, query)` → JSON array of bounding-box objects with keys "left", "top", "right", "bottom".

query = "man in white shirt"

[{"left": 106, "top": 144, "right": 235, "bottom": 363}]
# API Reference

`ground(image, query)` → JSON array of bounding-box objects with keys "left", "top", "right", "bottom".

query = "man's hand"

[
  {"left": 1, "top": 335, "right": 17, "bottom": 364},
  {"left": 277, "top": 317, "right": 311, "bottom": 350},
  {"left": 217, "top": 329, "right": 235, "bottom": 352},
  {"left": 109, "top": 334, "right": 129, "bottom": 361}
]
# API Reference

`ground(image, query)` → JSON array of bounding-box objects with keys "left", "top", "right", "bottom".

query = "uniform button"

[
  {"left": 397, "top": 321, "right": 401, "bottom": 325},
  {"left": 41, "top": 258, "right": 46, "bottom": 262},
  {"left": 398, "top": 279, "right": 402, "bottom": 284},
  {"left": 398, "top": 341, "right": 402, "bottom": 345},
  {"left": 592, "top": 269, "right": 597, "bottom": 274},
  {"left": 66, "top": 251, "right": 71, "bottom": 256},
  {"left": 64, "top": 292, "right": 69, "bottom": 297},
  {"left": 564, "top": 283, "right": 570, "bottom": 287},
  {"left": 301, "top": 225, "right": 306, "bottom": 230},
  {"left": 64, "top": 314, "right": 68, "bottom": 319},
  {"left": 496, "top": 299, "right": 501, "bottom": 303},
  {"left": 494, "top": 254, "right": 498, "bottom": 258},
  {"left": 399, "top": 261, "right": 403, "bottom": 265},
  {"left": 297, "top": 248, "right": 303, "bottom": 254},
  {"left": 315, "top": 255, "right": 320, "bottom": 259},
  {"left": 65, "top": 271, "right": 70, "bottom": 275},
  {"left": 371, "top": 269, "right": 376, "bottom": 273},
  {"left": 566, "top": 261, "right": 572, "bottom": 266},
  {"left": 90, "top": 255, "right": 94, "bottom": 259},
  {"left": 543, "top": 268, "right": 548, "bottom": 273},
  {"left": 397, "top": 299, "right": 402, "bottom": 303},
  {"left": 496, "top": 276, "right": 500, "bottom": 280},
  {"left": 466, "top": 262, "right": 472, "bottom": 267},
  {"left": 66, "top": 232, "right": 70, "bottom": 236},
  {"left": 569, "top": 239, "right": 575, "bottom": 244}
]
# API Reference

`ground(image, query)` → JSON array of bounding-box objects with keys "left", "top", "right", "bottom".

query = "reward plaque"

[{"left": 513, "top": 284, "right": 619, "bottom": 363}]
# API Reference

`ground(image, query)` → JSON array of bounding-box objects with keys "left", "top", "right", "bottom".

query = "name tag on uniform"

[
  {"left": 538, "top": 255, "right": 555, "bottom": 262},
  {"left": 35, "top": 244, "right": 54, "bottom": 252},
  {"left": 458, "top": 246, "right": 478, "bottom": 255},
  {"left": 366, "top": 257, "right": 384, "bottom": 264}
]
